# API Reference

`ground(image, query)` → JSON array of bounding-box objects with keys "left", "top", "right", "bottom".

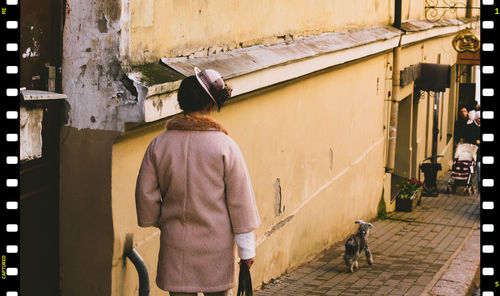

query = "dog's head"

[{"left": 355, "top": 220, "right": 374, "bottom": 236}]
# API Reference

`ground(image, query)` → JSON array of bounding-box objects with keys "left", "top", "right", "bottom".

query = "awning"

[
  {"left": 400, "top": 64, "right": 420, "bottom": 88},
  {"left": 414, "top": 63, "right": 450, "bottom": 92}
]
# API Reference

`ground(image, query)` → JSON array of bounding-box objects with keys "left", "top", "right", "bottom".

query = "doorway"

[
  {"left": 20, "top": 0, "right": 64, "bottom": 295},
  {"left": 391, "top": 94, "right": 413, "bottom": 201},
  {"left": 394, "top": 95, "right": 412, "bottom": 179}
]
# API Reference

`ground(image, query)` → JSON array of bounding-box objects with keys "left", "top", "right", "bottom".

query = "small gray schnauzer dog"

[{"left": 344, "top": 220, "right": 374, "bottom": 272}]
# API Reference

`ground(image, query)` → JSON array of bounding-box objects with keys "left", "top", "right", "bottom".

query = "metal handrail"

[{"left": 126, "top": 248, "right": 150, "bottom": 296}]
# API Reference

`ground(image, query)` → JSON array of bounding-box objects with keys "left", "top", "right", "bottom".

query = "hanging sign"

[
  {"left": 456, "top": 51, "right": 480, "bottom": 65},
  {"left": 453, "top": 28, "right": 480, "bottom": 65},
  {"left": 452, "top": 28, "right": 480, "bottom": 53}
]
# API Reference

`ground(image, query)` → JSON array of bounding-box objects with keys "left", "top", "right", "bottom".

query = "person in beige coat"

[{"left": 135, "top": 67, "right": 261, "bottom": 296}]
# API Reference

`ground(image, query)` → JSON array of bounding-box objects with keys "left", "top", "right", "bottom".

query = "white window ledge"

[
  {"left": 21, "top": 90, "right": 67, "bottom": 101},
  {"left": 128, "top": 19, "right": 476, "bottom": 123},
  {"left": 400, "top": 18, "right": 474, "bottom": 46}
]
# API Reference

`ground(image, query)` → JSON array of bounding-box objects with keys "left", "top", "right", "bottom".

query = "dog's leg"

[
  {"left": 365, "top": 244, "right": 373, "bottom": 265},
  {"left": 345, "top": 258, "right": 352, "bottom": 273},
  {"left": 349, "top": 262, "right": 354, "bottom": 273},
  {"left": 354, "top": 261, "right": 358, "bottom": 271}
]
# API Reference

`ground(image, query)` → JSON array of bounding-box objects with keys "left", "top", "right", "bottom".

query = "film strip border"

[
  {"left": 0, "top": 1, "right": 496, "bottom": 296},
  {"left": 1, "top": 0, "right": 19, "bottom": 295},
  {"left": 481, "top": 0, "right": 498, "bottom": 295}
]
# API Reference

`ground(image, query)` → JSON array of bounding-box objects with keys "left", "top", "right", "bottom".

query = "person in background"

[
  {"left": 465, "top": 109, "right": 481, "bottom": 182},
  {"left": 473, "top": 102, "right": 481, "bottom": 113},
  {"left": 465, "top": 109, "right": 480, "bottom": 145},
  {"left": 454, "top": 106, "right": 469, "bottom": 145},
  {"left": 135, "top": 67, "right": 261, "bottom": 296}
]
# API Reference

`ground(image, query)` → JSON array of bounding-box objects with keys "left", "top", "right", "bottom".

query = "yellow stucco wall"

[
  {"left": 402, "top": 0, "right": 425, "bottom": 21},
  {"left": 110, "top": 121, "right": 166, "bottom": 295},
  {"left": 111, "top": 53, "right": 391, "bottom": 295},
  {"left": 127, "top": 0, "right": 480, "bottom": 65},
  {"left": 128, "top": 0, "right": 393, "bottom": 65},
  {"left": 111, "top": 28, "right": 464, "bottom": 294}
]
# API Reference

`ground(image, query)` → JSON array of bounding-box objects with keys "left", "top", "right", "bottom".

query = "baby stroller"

[{"left": 446, "top": 143, "right": 478, "bottom": 195}]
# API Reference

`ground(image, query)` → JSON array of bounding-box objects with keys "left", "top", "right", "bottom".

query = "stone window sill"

[{"left": 127, "top": 18, "right": 475, "bottom": 124}]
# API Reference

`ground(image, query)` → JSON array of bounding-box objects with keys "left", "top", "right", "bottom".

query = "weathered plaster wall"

[
  {"left": 62, "top": 0, "right": 142, "bottom": 131},
  {"left": 402, "top": 0, "right": 424, "bottom": 21},
  {"left": 57, "top": 0, "right": 473, "bottom": 294},
  {"left": 59, "top": 1, "right": 142, "bottom": 295},
  {"left": 127, "top": 0, "right": 480, "bottom": 66},
  {"left": 110, "top": 53, "right": 390, "bottom": 295},
  {"left": 20, "top": 107, "right": 43, "bottom": 161},
  {"left": 128, "top": 0, "right": 393, "bottom": 65}
]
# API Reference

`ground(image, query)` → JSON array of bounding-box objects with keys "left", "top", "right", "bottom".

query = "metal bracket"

[{"left": 425, "top": 0, "right": 480, "bottom": 22}]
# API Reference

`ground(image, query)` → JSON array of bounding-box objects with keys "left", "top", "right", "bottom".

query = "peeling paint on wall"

[
  {"left": 62, "top": 0, "right": 142, "bottom": 131},
  {"left": 274, "top": 178, "right": 284, "bottom": 216},
  {"left": 20, "top": 107, "right": 44, "bottom": 161},
  {"left": 119, "top": 0, "right": 131, "bottom": 69},
  {"left": 22, "top": 46, "right": 40, "bottom": 58},
  {"left": 97, "top": 14, "right": 108, "bottom": 33},
  {"left": 263, "top": 215, "right": 294, "bottom": 238},
  {"left": 21, "top": 16, "right": 43, "bottom": 59},
  {"left": 329, "top": 148, "right": 334, "bottom": 171}
]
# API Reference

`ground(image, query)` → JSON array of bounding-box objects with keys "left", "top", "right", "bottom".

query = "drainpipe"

[
  {"left": 386, "top": 0, "right": 403, "bottom": 172},
  {"left": 387, "top": 46, "right": 401, "bottom": 172},
  {"left": 127, "top": 248, "right": 150, "bottom": 296},
  {"left": 466, "top": 0, "right": 472, "bottom": 18},
  {"left": 394, "top": 0, "right": 402, "bottom": 29}
]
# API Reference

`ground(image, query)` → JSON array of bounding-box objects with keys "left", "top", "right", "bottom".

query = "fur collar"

[{"left": 166, "top": 115, "right": 229, "bottom": 135}]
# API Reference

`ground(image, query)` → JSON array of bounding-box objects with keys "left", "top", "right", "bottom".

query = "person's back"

[{"left": 135, "top": 69, "right": 260, "bottom": 296}]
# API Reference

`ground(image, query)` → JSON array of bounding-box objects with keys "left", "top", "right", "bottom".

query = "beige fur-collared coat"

[{"left": 135, "top": 115, "right": 261, "bottom": 293}]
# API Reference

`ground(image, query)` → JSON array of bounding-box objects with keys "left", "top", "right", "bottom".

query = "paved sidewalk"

[
  {"left": 428, "top": 228, "right": 480, "bottom": 296},
  {"left": 255, "top": 174, "right": 480, "bottom": 296}
]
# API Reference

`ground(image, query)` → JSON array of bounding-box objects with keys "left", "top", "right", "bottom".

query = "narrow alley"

[{"left": 255, "top": 174, "right": 480, "bottom": 296}]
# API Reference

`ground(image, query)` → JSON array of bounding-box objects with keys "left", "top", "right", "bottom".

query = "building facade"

[{"left": 51, "top": 0, "right": 481, "bottom": 295}]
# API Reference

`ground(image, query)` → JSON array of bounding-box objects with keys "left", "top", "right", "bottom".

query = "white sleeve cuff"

[{"left": 235, "top": 232, "right": 255, "bottom": 260}]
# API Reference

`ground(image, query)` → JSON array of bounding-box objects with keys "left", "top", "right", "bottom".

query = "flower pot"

[{"left": 395, "top": 188, "right": 422, "bottom": 212}]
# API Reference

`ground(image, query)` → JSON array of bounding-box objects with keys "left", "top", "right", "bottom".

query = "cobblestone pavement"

[{"left": 255, "top": 174, "right": 480, "bottom": 296}]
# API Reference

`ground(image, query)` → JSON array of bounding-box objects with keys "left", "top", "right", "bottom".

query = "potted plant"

[{"left": 395, "top": 178, "right": 424, "bottom": 212}]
